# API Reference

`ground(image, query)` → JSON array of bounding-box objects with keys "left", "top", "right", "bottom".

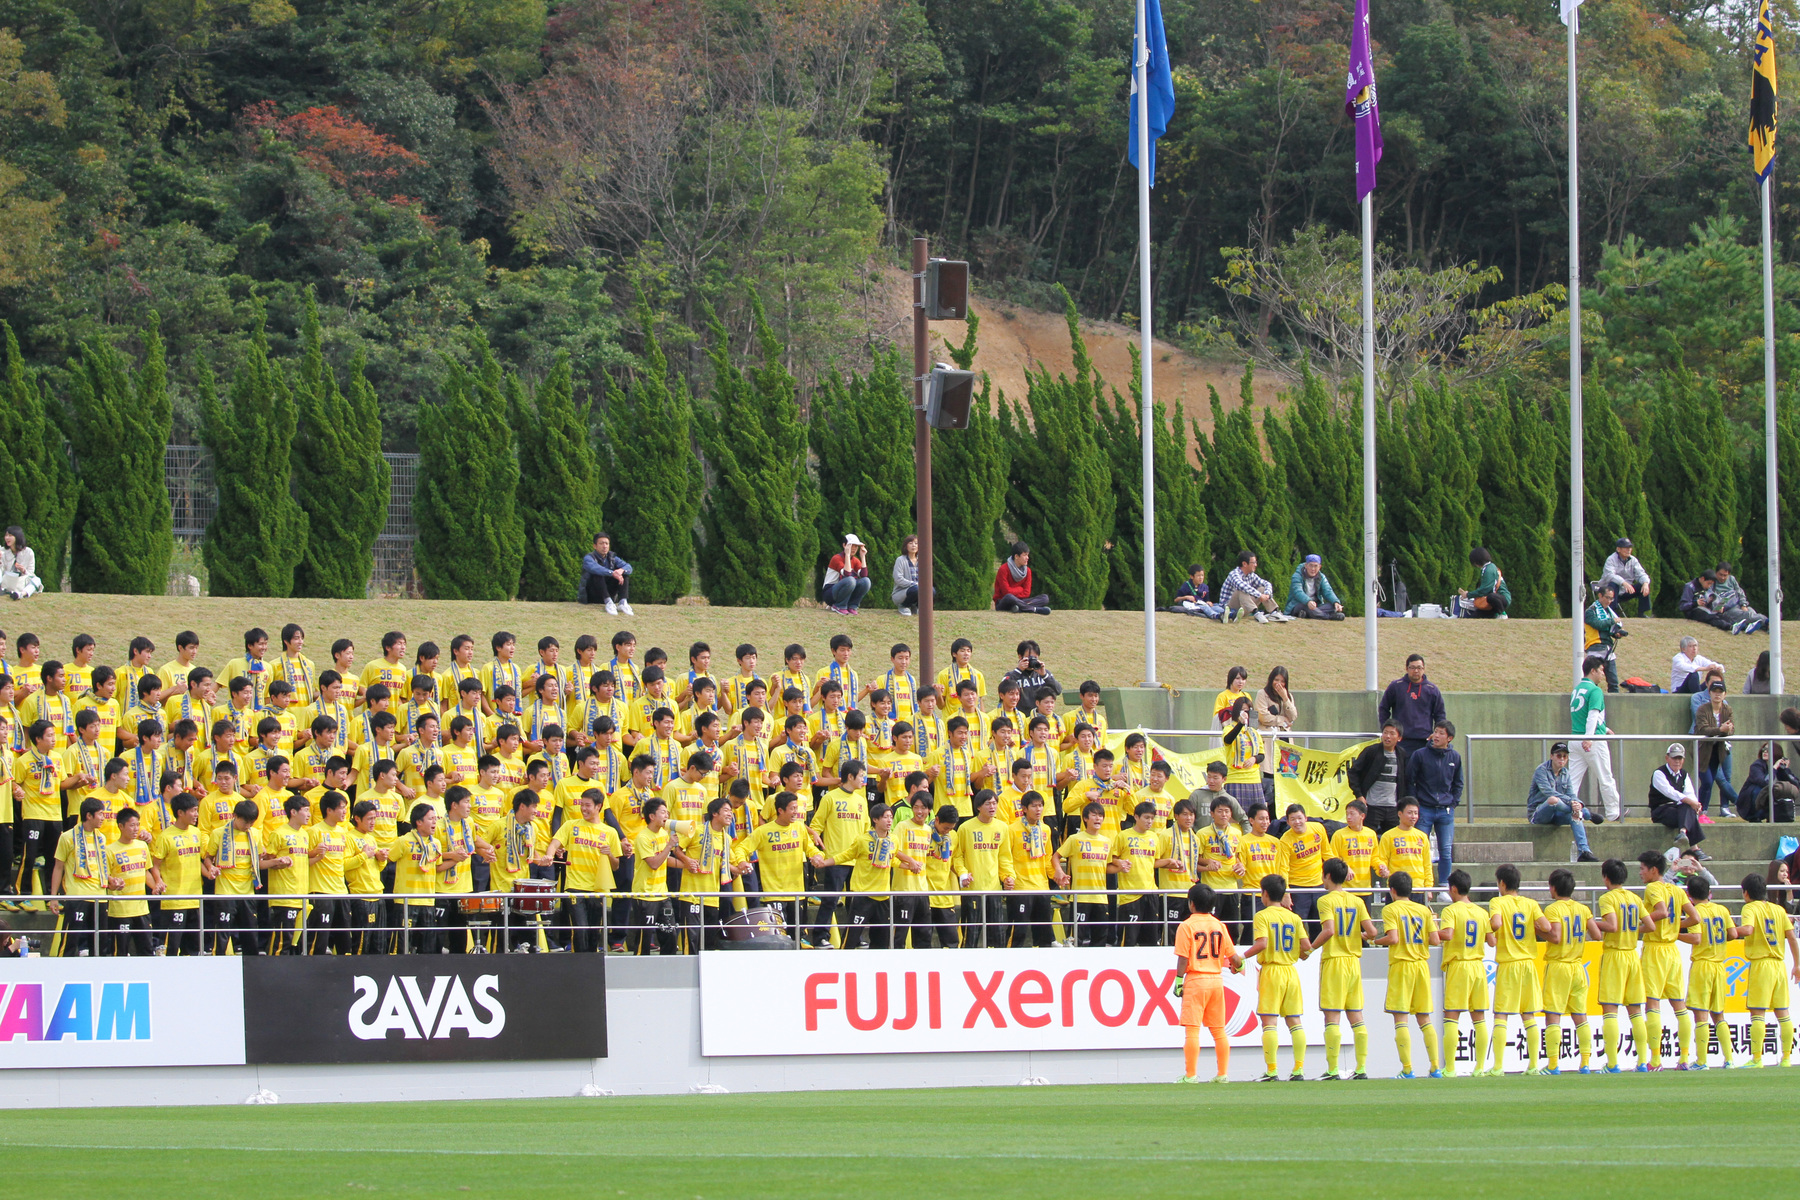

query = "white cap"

[
  {"left": 844, "top": 534, "right": 866, "bottom": 547},
  {"left": 1666, "top": 742, "right": 1686, "bottom": 758}
]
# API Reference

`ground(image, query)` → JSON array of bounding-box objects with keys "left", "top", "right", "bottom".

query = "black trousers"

[
  {"left": 810, "top": 864, "right": 852, "bottom": 944},
  {"left": 208, "top": 896, "right": 263, "bottom": 954},
  {"left": 609, "top": 859, "right": 635, "bottom": 947},
  {"left": 584, "top": 573, "right": 630, "bottom": 605},
  {"left": 57, "top": 899, "right": 104, "bottom": 956},
  {"left": 843, "top": 895, "right": 892, "bottom": 949},
  {"left": 401, "top": 902, "right": 444, "bottom": 954},
  {"left": 565, "top": 892, "right": 609, "bottom": 953},
  {"left": 959, "top": 894, "right": 1008, "bottom": 947},
  {"left": 156, "top": 905, "right": 202, "bottom": 956},
  {"left": 1364, "top": 805, "right": 1398, "bottom": 836},
  {"left": 1653, "top": 802, "right": 1705, "bottom": 845},
  {"left": 681, "top": 899, "right": 726, "bottom": 951},
  {"left": 267, "top": 904, "right": 307, "bottom": 954},
  {"left": 307, "top": 895, "right": 352, "bottom": 955},
  {"left": 1010, "top": 892, "right": 1055, "bottom": 947},
  {"left": 1074, "top": 901, "right": 1114, "bottom": 946},
  {"left": 996, "top": 594, "right": 1050, "bottom": 614},
  {"left": 1118, "top": 894, "right": 1163, "bottom": 946},
  {"left": 0, "top": 821, "right": 13, "bottom": 893},
  {"left": 633, "top": 896, "right": 679, "bottom": 955},
  {"left": 107, "top": 913, "right": 154, "bottom": 956},
  {"left": 349, "top": 897, "right": 386, "bottom": 954},
  {"left": 18, "top": 818, "right": 58, "bottom": 895}
]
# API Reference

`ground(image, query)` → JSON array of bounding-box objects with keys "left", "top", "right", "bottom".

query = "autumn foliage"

[{"left": 240, "top": 100, "right": 425, "bottom": 201}]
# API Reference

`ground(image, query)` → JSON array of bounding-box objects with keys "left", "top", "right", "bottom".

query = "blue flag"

[
  {"left": 1345, "top": 0, "right": 1383, "bottom": 203},
  {"left": 1128, "top": 0, "right": 1175, "bottom": 187}
]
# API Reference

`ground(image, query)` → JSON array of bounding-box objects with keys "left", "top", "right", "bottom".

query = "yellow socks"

[
  {"left": 1645, "top": 1011, "right": 1663, "bottom": 1065},
  {"left": 1422, "top": 1022, "right": 1441, "bottom": 1071},
  {"left": 1750, "top": 1018, "right": 1765, "bottom": 1067},
  {"left": 1325, "top": 1023, "right": 1342, "bottom": 1075},
  {"left": 1604, "top": 1014, "right": 1620, "bottom": 1069},
  {"left": 1352, "top": 1021, "right": 1368, "bottom": 1074},
  {"left": 1781, "top": 1018, "right": 1794, "bottom": 1066},
  {"left": 1474, "top": 1019, "right": 1490, "bottom": 1074},
  {"left": 1678, "top": 1010, "right": 1694, "bottom": 1065},
  {"left": 1289, "top": 1023, "right": 1306, "bottom": 1073},
  {"left": 1631, "top": 1014, "right": 1648, "bottom": 1066},
  {"left": 1442, "top": 1022, "right": 1458, "bottom": 1074},
  {"left": 1184, "top": 1027, "right": 1200, "bottom": 1078},
  {"left": 1263, "top": 1026, "right": 1278, "bottom": 1074},
  {"left": 1575, "top": 1022, "right": 1590, "bottom": 1070},
  {"left": 1524, "top": 1019, "right": 1541, "bottom": 1071},
  {"left": 1395, "top": 1023, "right": 1413, "bottom": 1074}
]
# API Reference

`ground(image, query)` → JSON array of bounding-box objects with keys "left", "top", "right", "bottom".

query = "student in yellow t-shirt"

[
  {"left": 1196, "top": 794, "right": 1245, "bottom": 937},
  {"left": 391, "top": 803, "right": 445, "bottom": 953},
  {"left": 305, "top": 789, "right": 354, "bottom": 955},
  {"left": 1277, "top": 804, "right": 1326, "bottom": 936},
  {"left": 833, "top": 801, "right": 910, "bottom": 949},
  {"left": 1376, "top": 799, "right": 1434, "bottom": 891},
  {"left": 1059, "top": 680, "right": 1108, "bottom": 750},
  {"left": 158, "top": 630, "right": 203, "bottom": 703},
  {"left": 1007, "top": 791, "right": 1058, "bottom": 947},
  {"left": 1328, "top": 800, "right": 1380, "bottom": 892},
  {"left": 1487, "top": 863, "right": 1551, "bottom": 1075},
  {"left": 1313, "top": 857, "right": 1378, "bottom": 1080},
  {"left": 807, "top": 760, "right": 870, "bottom": 946},
  {"left": 734, "top": 791, "right": 827, "bottom": 934},
  {"left": 48, "top": 796, "right": 109, "bottom": 953},
  {"left": 952, "top": 789, "right": 1015, "bottom": 949},
  {"left": 1680, "top": 874, "right": 1739, "bottom": 1069},
  {"left": 890, "top": 790, "right": 937, "bottom": 947},
  {"left": 546, "top": 790, "right": 620, "bottom": 953},
  {"left": 345, "top": 799, "right": 391, "bottom": 954},
  {"left": 260, "top": 793, "right": 312, "bottom": 953},
  {"left": 1437, "top": 868, "right": 1495, "bottom": 1078},
  {"left": 1057, "top": 801, "right": 1115, "bottom": 946},
  {"left": 1374, "top": 870, "right": 1441, "bottom": 1079},
  {"left": 675, "top": 797, "right": 747, "bottom": 951},
  {"left": 15, "top": 718, "right": 71, "bottom": 895},
  {"left": 1111, "top": 800, "right": 1164, "bottom": 947},
  {"left": 102, "top": 807, "right": 157, "bottom": 956},
  {"left": 204, "top": 798, "right": 263, "bottom": 954},
  {"left": 936, "top": 638, "right": 985, "bottom": 706},
  {"left": 149, "top": 792, "right": 206, "bottom": 954}
]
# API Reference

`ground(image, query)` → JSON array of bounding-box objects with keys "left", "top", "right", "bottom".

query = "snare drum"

[
  {"left": 511, "top": 877, "right": 556, "bottom": 914},
  {"left": 459, "top": 894, "right": 504, "bottom": 916}
]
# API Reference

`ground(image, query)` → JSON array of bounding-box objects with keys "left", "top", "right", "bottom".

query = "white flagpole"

[
  {"left": 1765, "top": 171, "right": 1784, "bottom": 693},
  {"left": 1137, "top": 0, "right": 1157, "bottom": 688},
  {"left": 1362, "top": 193, "right": 1377, "bottom": 692},
  {"left": 1568, "top": 7, "right": 1585, "bottom": 685}
]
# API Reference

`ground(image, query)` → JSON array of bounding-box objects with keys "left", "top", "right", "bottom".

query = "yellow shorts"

[
  {"left": 1688, "top": 960, "right": 1727, "bottom": 1015},
  {"left": 1318, "top": 957, "right": 1365, "bottom": 1011},
  {"left": 1543, "top": 960, "right": 1590, "bottom": 1015},
  {"left": 1443, "top": 960, "right": 1489, "bottom": 1013},
  {"left": 1258, "top": 963, "right": 1303, "bottom": 1017},
  {"left": 1747, "top": 959, "right": 1791, "bottom": 1012},
  {"left": 1493, "top": 960, "right": 1543, "bottom": 1015},
  {"left": 1597, "top": 951, "right": 1645, "bottom": 1007},
  {"left": 1642, "top": 943, "right": 1685, "bottom": 1001},
  {"left": 1385, "top": 960, "right": 1432, "bottom": 1015}
]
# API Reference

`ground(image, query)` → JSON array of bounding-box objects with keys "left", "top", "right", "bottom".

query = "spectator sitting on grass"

[
  {"left": 1172, "top": 564, "right": 1225, "bottom": 620},
  {"left": 992, "top": 542, "right": 1050, "bottom": 615},
  {"left": 1599, "top": 537, "right": 1651, "bottom": 617},
  {"left": 1284, "top": 554, "right": 1344, "bottom": 620},
  {"left": 1526, "top": 742, "right": 1600, "bottom": 862},
  {"left": 1678, "top": 570, "right": 1735, "bottom": 632},
  {"left": 1711, "top": 561, "right": 1769, "bottom": 634},
  {"left": 1745, "top": 650, "right": 1775, "bottom": 695},
  {"left": 1671, "top": 636, "right": 1720, "bottom": 694},
  {"left": 823, "top": 534, "right": 872, "bottom": 615},
  {"left": 1219, "top": 551, "right": 1287, "bottom": 623},
  {"left": 578, "top": 532, "right": 633, "bottom": 614},
  {"left": 1458, "top": 547, "right": 1509, "bottom": 617}
]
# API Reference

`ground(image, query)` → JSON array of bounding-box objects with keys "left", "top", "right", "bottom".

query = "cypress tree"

[
  {"left": 1737, "top": 386, "right": 1800, "bottom": 614},
  {"left": 810, "top": 348, "right": 915, "bottom": 581},
  {"left": 1578, "top": 383, "right": 1658, "bottom": 603},
  {"left": 66, "top": 315, "right": 173, "bottom": 595},
  {"left": 292, "top": 289, "right": 388, "bottom": 598},
  {"left": 200, "top": 309, "right": 309, "bottom": 597},
  {"left": 601, "top": 304, "right": 700, "bottom": 604},
  {"left": 696, "top": 295, "right": 819, "bottom": 607},
  {"left": 932, "top": 313, "right": 1011, "bottom": 610},
  {"left": 1101, "top": 345, "right": 1209, "bottom": 610},
  {"left": 414, "top": 331, "right": 525, "bottom": 601},
  {"left": 1642, "top": 369, "right": 1737, "bottom": 614},
  {"left": 998, "top": 288, "right": 1114, "bottom": 610},
  {"left": 515, "top": 353, "right": 604, "bottom": 602},
  {"left": 1474, "top": 386, "right": 1557, "bottom": 618},
  {"left": 1204, "top": 366, "right": 1294, "bottom": 594},
  {"left": 1377, "top": 378, "right": 1481, "bottom": 604},
  {"left": 1268, "top": 363, "right": 1360, "bottom": 615},
  {"left": 0, "top": 322, "right": 77, "bottom": 588}
]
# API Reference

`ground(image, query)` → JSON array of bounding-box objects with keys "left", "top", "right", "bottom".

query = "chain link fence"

[{"left": 164, "top": 445, "right": 420, "bottom": 597}]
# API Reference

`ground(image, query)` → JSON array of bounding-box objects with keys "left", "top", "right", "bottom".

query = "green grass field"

[{"left": 4, "top": 1073, "right": 1798, "bottom": 1198}]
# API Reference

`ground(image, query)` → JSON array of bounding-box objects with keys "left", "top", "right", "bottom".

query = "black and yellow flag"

[{"left": 1751, "top": 0, "right": 1778, "bottom": 180}]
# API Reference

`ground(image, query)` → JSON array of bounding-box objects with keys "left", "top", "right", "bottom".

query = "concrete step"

[
  {"left": 1452, "top": 820, "right": 1789, "bottom": 863},
  {"left": 1452, "top": 841, "right": 1533, "bottom": 864}
]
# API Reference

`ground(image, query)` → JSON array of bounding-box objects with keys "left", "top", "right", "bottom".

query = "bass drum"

[
  {"left": 510, "top": 877, "right": 557, "bottom": 914},
  {"left": 719, "top": 905, "right": 796, "bottom": 950}
]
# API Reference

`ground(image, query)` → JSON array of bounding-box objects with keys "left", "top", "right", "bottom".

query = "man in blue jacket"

[
  {"left": 1284, "top": 555, "right": 1345, "bottom": 620},
  {"left": 579, "top": 533, "right": 634, "bottom": 614},
  {"left": 1405, "top": 719, "right": 1463, "bottom": 898},
  {"left": 1377, "top": 654, "right": 1447, "bottom": 759}
]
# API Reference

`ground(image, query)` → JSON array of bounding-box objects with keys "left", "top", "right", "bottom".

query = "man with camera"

[
  {"left": 1000, "top": 640, "right": 1061, "bottom": 704},
  {"left": 1583, "top": 581, "right": 1628, "bottom": 693}
]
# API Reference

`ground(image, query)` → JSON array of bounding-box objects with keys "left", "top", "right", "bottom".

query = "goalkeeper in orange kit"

[{"left": 1174, "top": 883, "right": 1244, "bottom": 1083}]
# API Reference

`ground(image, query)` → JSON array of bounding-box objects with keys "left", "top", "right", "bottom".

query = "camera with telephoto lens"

[{"left": 1613, "top": 623, "right": 1629, "bottom": 639}]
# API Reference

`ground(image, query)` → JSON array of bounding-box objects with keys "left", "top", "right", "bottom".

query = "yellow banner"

[
  {"left": 1100, "top": 732, "right": 1372, "bottom": 819},
  {"left": 1752, "top": 0, "right": 1778, "bottom": 180}
]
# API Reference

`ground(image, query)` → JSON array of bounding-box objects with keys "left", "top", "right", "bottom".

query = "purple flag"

[{"left": 1345, "top": 0, "right": 1383, "bottom": 202}]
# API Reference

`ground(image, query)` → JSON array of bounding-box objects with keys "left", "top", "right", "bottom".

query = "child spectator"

[{"left": 1172, "top": 564, "right": 1225, "bottom": 620}]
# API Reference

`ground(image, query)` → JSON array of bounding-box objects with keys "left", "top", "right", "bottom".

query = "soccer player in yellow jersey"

[
  {"left": 936, "top": 638, "right": 985, "bottom": 705},
  {"left": 1196, "top": 795, "right": 1245, "bottom": 937},
  {"left": 1375, "top": 870, "right": 1441, "bottom": 1078},
  {"left": 662, "top": 751, "right": 714, "bottom": 832},
  {"left": 1315, "top": 858, "right": 1378, "bottom": 1079},
  {"left": 101, "top": 808, "right": 156, "bottom": 956},
  {"left": 1059, "top": 680, "right": 1107, "bottom": 750},
  {"left": 1679, "top": 874, "right": 1738, "bottom": 1069},
  {"left": 1377, "top": 799, "right": 1433, "bottom": 891},
  {"left": 158, "top": 630, "right": 202, "bottom": 703},
  {"left": 1328, "top": 800, "right": 1380, "bottom": 892},
  {"left": 391, "top": 803, "right": 445, "bottom": 953},
  {"left": 361, "top": 630, "right": 412, "bottom": 705},
  {"left": 47, "top": 797, "right": 109, "bottom": 954},
  {"left": 1156, "top": 798, "right": 1204, "bottom": 922},
  {"left": 23, "top": 659, "right": 76, "bottom": 751},
  {"left": 880, "top": 721, "right": 926, "bottom": 809},
  {"left": 1437, "top": 870, "right": 1494, "bottom": 1077},
  {"left": 835, "top": 802, "right": 912, "bottom": 949},
  {"left": 1234, "top": 802, "right": 1283, "bottom": 894},
  {"left": 889, "top": 790, "right": 937, "bottom": 947},
  {"left": 1277, "top": 804, "right": 1326, "bottom": 933},
  {"left": 344, "top": 799, "right": 390, "bottom": 953},
  {"left": 629, "top": 797, "right": 681, "bottom": 955},
  {"left": 1007, "top": 792, "right": 1057, "bottom": 947},
  {"left": 15, "top": 718, "right": 71, "bottom": 895},
  {"left": 1112, "top": 801, "right": 1163, "bottom": 947},
  {"left": 1065, "top": 746, "right": 1129, "bottom": 838},
  {"left": 929, "top": 716, "right": 980, "bottom": 819},
  {"left": 203, "top": 798, "right": 263, "bottom": 953},
  {"left": 1638, "top": 850, "right": 1695, "bottom": 1070},
  {"left": 1245, "top": 875, "right": 1311, "bottom": 1081},
  {"left": 1737, "top": 872, "right": 1800, "bottom": 1067},
  {"left": 734, "top": 792, "right": 828, "bottom": 935},
  {"left": 1590, "top": 857, "right": 1649, "bottom": 1073},
  {"left": 547, "top": 790, "right": 621, "bottom": 953},
  {"left": 1541, "top": 868, "right": 1596, "bottom": 1075},
  {"left": 813, "top": 633, "right": 859, "bottom": 712},
  {"left": 1488, "top": 864, "right": 1551, "bottom": 1075},
  {"left": 149, "top": 792, "right": 205, "bottom": 954},
  {"left": 953, "top": 790, "right": 1015, "bottom": 948},
  {"left": 674, "top": 797, "right": 746, "bottom": 951},
  {"left": 1131, "top": 758, "right": 1175, "bottom": 828},
  {"left": 305, "top": 790, "right": 353, "bottom": 954},
  {"left": 1057, "top": 801, "right": 1116, "bottom": 947}
]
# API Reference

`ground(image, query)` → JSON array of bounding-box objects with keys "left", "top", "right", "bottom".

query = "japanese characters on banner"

[
  {"left": 1099, "top": 732, "right": 1371, "bottom": 820},
  {"left": 699, "top": 948, "right": 1337, "bottom": 1056}
]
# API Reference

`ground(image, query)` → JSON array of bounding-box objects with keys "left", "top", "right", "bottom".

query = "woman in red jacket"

[{"left": 992, "top": 542, "right": 1050, "bottom": 615}]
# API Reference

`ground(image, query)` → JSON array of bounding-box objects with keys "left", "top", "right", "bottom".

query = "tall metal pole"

[
  {"left": 1361, "top": 194, "right": 1377, "bottom": 692},
  {"left": 913, "top": 236, "right": 935, "bottom": 686},
  {"left": 1567, "top": 10, "right": 1585, "bottom": 685},
  {"left": 1765, "top": 174, "right": 1784, "bottom": 694},
  {"left": 1136, "top": 0, "right": 1157, "bottom": 687}
]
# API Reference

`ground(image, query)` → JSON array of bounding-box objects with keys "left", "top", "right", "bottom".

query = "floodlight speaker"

[
  {"left": 926, "top": 365, "right": 976, "bottom": 430},
  {"left": 925, "top": 260, "right": 969, "bottom": 320}
]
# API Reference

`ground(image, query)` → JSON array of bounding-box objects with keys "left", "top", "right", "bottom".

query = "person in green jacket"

[
  {"left": 1583, "top": 582, "right": 1627, "bottom": 692},
  {"left": 1284, "top": 555, "right": 1345, "bottom": 620},
  {"left": 1459, "top": 547, "right": 1510, "bottom": 618}
]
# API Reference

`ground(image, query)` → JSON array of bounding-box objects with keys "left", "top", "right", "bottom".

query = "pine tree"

[
  {"left": 414, "top": 331, "right": 525, "bottom": 601},
  {"left": 1268, "top": 363, "right": 1360, "bottom": 615},
  {"left": 810, "top": 348, "right": 915, "bottom": 581},
  {"left": 1578, "top": 383, "right": 1658, "bottom": 605},
  {"left": 998, "top": 288, "right": 1114, "bottom": 610},
  {"left": 601, "top": 304, "right": 700, "bottom": 605},
  {"left": 1643, "top": 370, "right": 1738, "bottom": 614},
  {"left": 1474, "top": 386, "right": 1557, "bottom": 618},
  {"left": 515, "top": 353, "right": 604, "bottom": 602},
  {"left": 292, "top": 290, "right": 388, "bottom": 599},
  {"left": 200, "top": 308, "right": 309, "bottom": 597},
  {"left": 1100, "top": 345, "right": 1209, "bottom": 610},
  {"left": 696, "top": 295, "right": 819, "bottom": 607},
  {"left": 0, "top": 322, "right": 77, "bottom": 588},
  {"left": 932, "top": 313, "right": 1011, "bottom": 610},
  {"left": 1377, "top": 378, "right": 1481, "bottom": 604},
  {"left": 65, "top": 316, "right": 173, "bottom": 595},
  {"left": 1204, "top": 366, "right": 1294, "bottom": 595}
]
